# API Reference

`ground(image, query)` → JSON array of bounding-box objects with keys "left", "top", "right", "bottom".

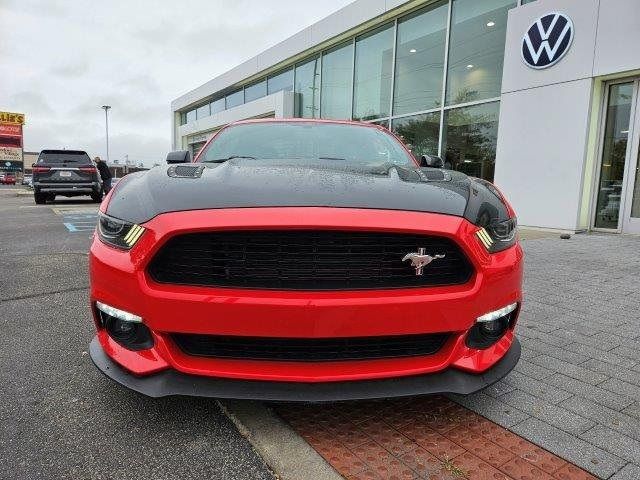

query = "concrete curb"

[{"left": 218, "top": 400, "right": 343, "bottom": 480}]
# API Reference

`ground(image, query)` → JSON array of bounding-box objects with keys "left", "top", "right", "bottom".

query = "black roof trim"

[{"left": 40, "top": 149, "right": 88, "bottom": 155}]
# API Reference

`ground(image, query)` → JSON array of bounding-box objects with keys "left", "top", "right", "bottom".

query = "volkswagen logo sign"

[{"left": 522, "top": 12, "right": 574, "bottom": 69}]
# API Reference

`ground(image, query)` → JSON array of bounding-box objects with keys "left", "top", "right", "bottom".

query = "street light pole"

[{"left": 101, "top": 105, "right": 111, "bottom": 163}]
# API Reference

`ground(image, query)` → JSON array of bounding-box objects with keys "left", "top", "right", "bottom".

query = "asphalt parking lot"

[
  {"left": 0, "top": 186, "right": 273, "bottom": 480},
  {"left": 1, "top": 184, "right": 639, "bottom": 480}
]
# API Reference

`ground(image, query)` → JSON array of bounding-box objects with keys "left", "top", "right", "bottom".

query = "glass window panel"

[
  {"left": 211, "top": 98, "right": 225, "bottom": 114},
  {"left": 353, "top": 24, "right": 394, "bottom": 121},
  {"left": 393, "top": 2, "right": 448, "bottom": 115},
  {"left": 294, "top": 57, "right": 321, "bottom": 118},
  {"left": 180, "top": 112, "right": 187, "bottom": 125},
  {"left": 186, "top": 109, "right": 196, "bottom": 123},
  {"left": 521, "top": 0, "right": 537, "bottom": 4},
  {"left": 226, "top": 89, "right": 244, "bottom": 109},
  {"left": 267, "top": 69, "right": 294, "bottom": 95},
  {"left": 446, "top": 0, "right": 516, "bottom": 106},
  {"left": 245, "top": 80, "right": 267, "bottom": 102},
  {"left": 391, "top": 112, "right": 440, "bottom": 158},
  {"left": 595, "top": 83, "right": 634, "bottom": 228},
  {"left": 442, "top": 101, "right": 499, "bottom": 181},
  {"left": 190, "top": 141, "right": 206, "bottom": 159},
  {"left": 321, "top": 42, "right": 353, "bottom": 120},
  {"left": 196, "top": 104, "right": 209, "bottom": 119}
]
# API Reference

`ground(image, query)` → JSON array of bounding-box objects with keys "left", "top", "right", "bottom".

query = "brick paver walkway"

[{"left": 277, "top": 396, "right": 596, "bottom": 479}]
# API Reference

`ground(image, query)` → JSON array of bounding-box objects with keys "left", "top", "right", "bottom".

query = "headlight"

[
  {"left": 476, "top": 217, "right": 517, "bottom": 253},
  {"left": 97, "top": 212, "right": 146, "bottom": 249}
]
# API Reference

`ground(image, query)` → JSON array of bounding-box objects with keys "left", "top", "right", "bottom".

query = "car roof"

[
  {"left": 40, "top": 149, "right": 88, "bottom": 155},
  {"left": 227, "top": 118, "right": 385, "bottom": 129}
]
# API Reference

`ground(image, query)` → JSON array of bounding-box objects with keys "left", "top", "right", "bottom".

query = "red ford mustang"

[{"left": 89, "top": 119, "right": 523, "bottom": 401}]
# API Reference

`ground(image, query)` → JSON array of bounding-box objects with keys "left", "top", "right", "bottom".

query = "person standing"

[{"left": 94, "top": 156, "right": 112, "bottom": 194}]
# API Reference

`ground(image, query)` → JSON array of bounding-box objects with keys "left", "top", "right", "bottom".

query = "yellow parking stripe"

[{"left": 51, "top": 206, "right": 99, "bottom": 216}]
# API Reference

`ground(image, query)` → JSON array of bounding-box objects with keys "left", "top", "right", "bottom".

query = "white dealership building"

[{"left": 171, "top": 0, "right": 640, "bottom": 233}]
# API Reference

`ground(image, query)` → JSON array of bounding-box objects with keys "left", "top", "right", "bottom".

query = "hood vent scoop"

[
  {"left": 167, "top": 165, "right": 205, "bottom": 178},
  {"left": 418, "top": 169, "right": 450, "bottom": 182}
]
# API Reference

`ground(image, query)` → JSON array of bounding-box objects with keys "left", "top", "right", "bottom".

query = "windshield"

[
  {"left": 38, "top": 151, "right": 91, "bottom": 164},
  {"left": 199, "top": 122, "right": 415, "bottom": 167}
]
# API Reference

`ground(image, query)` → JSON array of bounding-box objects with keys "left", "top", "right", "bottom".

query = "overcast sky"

[{"left": 0, "top": 0, "right": 354, "bottom": 166}]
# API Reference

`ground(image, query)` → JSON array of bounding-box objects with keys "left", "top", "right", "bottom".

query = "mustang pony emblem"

[{"left": 402, "top": 248, "right": 445, "bottom": 276}]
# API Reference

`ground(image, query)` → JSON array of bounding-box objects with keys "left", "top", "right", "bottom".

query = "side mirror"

[
  {"left": 32, "top": 163, "right": 36, "bottom": 167},
  {"left": 420, "top": 154, "right": 444, "bottom": 168},
  {"left": 166, "top": 150, "right": 192, "bottom": 164}
]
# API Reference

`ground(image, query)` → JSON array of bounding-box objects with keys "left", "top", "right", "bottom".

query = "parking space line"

[
  {"left": 51, "top": 207, "right": 99, "bottom": 216},
  {"left": 60, "top": 210, "right": 98, "bottom": 233},
  {"left": 63, "top": 216, "right": 97, "bottom": 221},
  {"left": 63, "top": 222, "right": 95, "bottom": 233}
]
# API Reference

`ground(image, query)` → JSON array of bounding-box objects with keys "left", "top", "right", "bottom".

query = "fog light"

[
  {"left": 112, "top": 318, "right": 135, "bottom": 335},
  {"left": 466, "top": 303, "right": 519, "bottom": 350},
  {"left": 95, "top": 301, "right": 153, "bottom": 351},
  {"left": 479, "top": 319, "right": 504, "bottom": 335}
]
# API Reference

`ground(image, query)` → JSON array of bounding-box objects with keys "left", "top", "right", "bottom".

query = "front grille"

[
  {"left": 148, "top": 230, "right": 473, "bottom": 290},
  {"left": 171, "top": 333, "right": 450, "bottom": 362}
]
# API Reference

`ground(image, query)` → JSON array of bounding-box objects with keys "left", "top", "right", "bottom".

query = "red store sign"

[{"left": 0, "top": 124, "right": 22, "bottom": 136}]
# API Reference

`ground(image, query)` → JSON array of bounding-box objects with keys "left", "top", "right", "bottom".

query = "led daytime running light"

[
  {"left": 96, "top": 301, "right": 143, "bottom": 323},
  {"left": 476, "top": 228, "right": 494, "bottom": 249},
  {"left": 476, "top": 302, "right": 518, "bottom": 323},
  {"left": 123, "top": 224, "right": 145, "bottom": 247}
]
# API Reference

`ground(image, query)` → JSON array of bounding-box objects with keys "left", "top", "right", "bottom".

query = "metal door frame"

[
  {"left": 620, "top": 79, "right": 640, "bottom": 233},
  {"left": 590, "top": 78, "right": 640, "bottom": 232}
]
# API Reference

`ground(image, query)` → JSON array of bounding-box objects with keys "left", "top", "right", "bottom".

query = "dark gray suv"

[{"left": 32, "top": 150, "right": 103, "bottom": 204}]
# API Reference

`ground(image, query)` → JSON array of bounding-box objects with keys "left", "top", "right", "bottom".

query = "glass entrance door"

[
  {"left": 594, "top": 82, "right": 635, "bottom": 230},
  {"left": 593, "top": 79, "right": 640, "bottom": 233},
  {"left": 621, "top": 80, "right": 640, "bottom": 233}
]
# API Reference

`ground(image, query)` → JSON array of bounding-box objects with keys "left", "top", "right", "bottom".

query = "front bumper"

[
  {"left": 90, "top": 336, "right": 521, "bottom": 401},
  {"left": 90, "top": 207, "right": 523, "bottom": 393}
]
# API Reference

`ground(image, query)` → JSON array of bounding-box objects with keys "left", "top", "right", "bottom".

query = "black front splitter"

[{"left": 89, "top": 336, "right": 520, "bottom": 402}]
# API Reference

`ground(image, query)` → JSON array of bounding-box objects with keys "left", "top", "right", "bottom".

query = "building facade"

[
  {"left": 22, "top": 151, "right": 39, "bottom": 176},
  {"left": 171, "top": 0, "right": 640, "bottom": 233}
]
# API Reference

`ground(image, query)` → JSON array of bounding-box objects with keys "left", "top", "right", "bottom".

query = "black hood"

[{"left": 106, "top": 160, "right": 509, "bottom": 227}]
